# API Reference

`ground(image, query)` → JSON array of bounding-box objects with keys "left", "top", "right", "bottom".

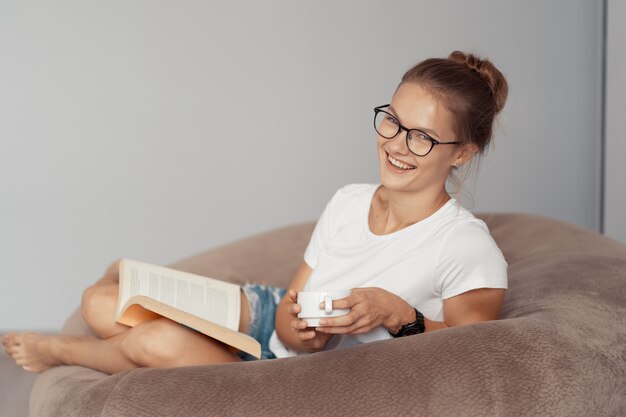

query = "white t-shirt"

[{"left": 268, "top": 183, "right": 508, "bottom": 358}]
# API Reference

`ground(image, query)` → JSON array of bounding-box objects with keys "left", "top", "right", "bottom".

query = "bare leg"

[
  {"left": 2, "top": 332, "right": 136, "bottom": 373},
  {"left": 82, "top": 261, "right": 251, "bottom": 339},
  {"left": 2, "top": 260, "right": 254, "bottom": 374},
  {"left": 79, "top": 259, "right": 132, "bottom": 338},
  {"left": 2, "top": 316, "right": 245, "bottom": 374}
]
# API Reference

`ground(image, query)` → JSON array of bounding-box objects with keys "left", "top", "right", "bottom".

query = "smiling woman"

[
  {"left": 3, "top": 50, "right": 510, "bottom": 372},
  {"left": 269, "top": 51, "right": 509, "bottom": 357}
]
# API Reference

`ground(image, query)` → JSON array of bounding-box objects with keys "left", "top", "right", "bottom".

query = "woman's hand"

[
  {"left": 315, "top": 287, "right": 413, "bottom": 335},
  {"left": 286, "top": 289, "right": 334, "bottom": 353}
]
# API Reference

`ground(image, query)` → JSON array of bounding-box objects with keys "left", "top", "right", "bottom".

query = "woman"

[{"left": 3, "top": 50, "right": 508, "bottom": 373}]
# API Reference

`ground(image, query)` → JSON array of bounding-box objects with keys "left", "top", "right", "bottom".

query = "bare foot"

[{"left": 2, "top": 332, "right": 64, "bottom": 373}]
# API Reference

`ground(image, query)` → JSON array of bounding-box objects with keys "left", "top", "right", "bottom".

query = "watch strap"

[{"left": 388, "top": 307, "right": 425, "bottom": 337}]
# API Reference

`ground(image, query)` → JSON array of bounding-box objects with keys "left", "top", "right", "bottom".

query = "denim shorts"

[{"left": 238, "top": 283, "right": 287, "bottom": 361}]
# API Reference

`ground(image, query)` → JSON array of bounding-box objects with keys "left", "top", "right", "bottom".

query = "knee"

[
  {"left": 104, "top": 259, "right": 122, "bottom": 275},
  {"left": 120, "top": 319, "right": 180, "bottom": 367},
  {"left": 80, "top": 285, "right": 111, "bottom": 324}
]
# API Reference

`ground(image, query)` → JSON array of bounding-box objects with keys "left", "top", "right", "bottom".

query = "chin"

[
  {"left": 379, "top": 177, "right": 410, "bottom": 192},
  {"left": 378, "top": 170, "right": 411, "bottom": 192},
  {"left": 378, "top": 156, "right": 415, "bottom": 189}
]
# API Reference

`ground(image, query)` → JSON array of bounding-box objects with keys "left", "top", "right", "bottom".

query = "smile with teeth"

[{"left": 387, "top": 153, "right": 416, "bottom": 170}]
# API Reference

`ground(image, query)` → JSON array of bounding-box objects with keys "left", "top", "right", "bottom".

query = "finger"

[
  {"left": 331, "top": 292, "right": 363, "bottom": 310},
  {"left": 350, "top": 324, "right": 377, "bottom": 334},
  {"left": 298, "top": 330, "right": 317, "bottom": 341},
  {"left": 288, "top": 303, "right": 302, "bottom": 315},
  {"left": 291, "top": 319, "right": 307, "bottom": 331},
  {"left": 318, "top": 298, "right": 353, "bottom": 311},
  {"left": 287, "top": 289, "right": 298, "bottom": 302},
  {"left": 342, "top": 315, "right": 380, "bottom": 334},
  {"left": 318, "top": 311, "right": 359, "bottom": 328},
  {"left": 315, "top": 325, "right": 349, "bottom": 334},
  {"left": 318, "top": 315, "right": 376, "bottom": 335},
  {"left": 330, "top": 297, "right": 353, "bottom": 310}
]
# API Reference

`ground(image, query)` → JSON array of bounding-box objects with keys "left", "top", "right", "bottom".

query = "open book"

[{"left": 115, "top": 259, "right": 260, "bottom": 359}]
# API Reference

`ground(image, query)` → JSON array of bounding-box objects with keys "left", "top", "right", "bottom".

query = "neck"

[{"left": 372, "top": 186, "right": 451, "bottom": 234}]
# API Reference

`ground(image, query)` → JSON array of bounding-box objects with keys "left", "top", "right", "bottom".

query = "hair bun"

[{"left": 448, "top": 51, "right": 508, "bottom": 113}]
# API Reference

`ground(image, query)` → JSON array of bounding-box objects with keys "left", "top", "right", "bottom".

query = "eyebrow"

[{"left": 388, "top": 105, "right": 442, "bottom": 138}]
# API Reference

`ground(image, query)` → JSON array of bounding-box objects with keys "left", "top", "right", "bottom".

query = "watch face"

[{"left": 403, "top": 327, "right": 421, "bottom": 336}]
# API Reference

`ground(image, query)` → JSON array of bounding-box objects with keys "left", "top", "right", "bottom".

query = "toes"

[
  {"left": 3, "top": 333, "right": 19, "bottom": 347},
  {"left": 1, "top": 333, "right": 13, "bottom": 346},
  {"left": 4, "top": 336, "right": 23, "bottom": 355},
  {"left": 3, "top": 334, "right": 26, "bottom": 359}
]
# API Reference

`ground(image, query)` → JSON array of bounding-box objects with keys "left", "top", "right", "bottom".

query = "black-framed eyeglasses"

[{"left": 373, "top": 104, "right": 461, "bottom": 157}]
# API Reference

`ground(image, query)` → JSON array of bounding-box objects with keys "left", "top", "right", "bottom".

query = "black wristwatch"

[{"left": 388, "top": 307, "right": 425, "bottom": 337}]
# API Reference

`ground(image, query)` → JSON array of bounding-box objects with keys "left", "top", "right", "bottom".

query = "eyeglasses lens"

[{"left": 374, "top": 111, "right": 432, "bottom": 156}]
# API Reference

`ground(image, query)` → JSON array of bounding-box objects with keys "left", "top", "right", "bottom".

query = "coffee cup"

[{"left": 297, "top": 290, "right": 351, "bottom": 327}]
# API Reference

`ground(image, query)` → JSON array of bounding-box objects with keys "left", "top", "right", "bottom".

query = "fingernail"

[{"left": 318, "top": 320, "right": 326, "bottom": 326}]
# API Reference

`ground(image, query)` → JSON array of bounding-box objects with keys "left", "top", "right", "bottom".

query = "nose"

[{"left": 386, "top": 128, "right": 411, "bottom": 155}]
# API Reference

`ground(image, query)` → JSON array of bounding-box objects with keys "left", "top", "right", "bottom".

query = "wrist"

[
  {"left": 386, "top": 302, "right": 416, "bottom": 334},
  {"left": 388, "top": 306, "right": 425, "bottom": 338}
]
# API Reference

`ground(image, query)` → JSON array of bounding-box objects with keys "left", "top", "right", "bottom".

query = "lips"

[{"left": 386, "top": 152, "right": 416, "bottom": 170}]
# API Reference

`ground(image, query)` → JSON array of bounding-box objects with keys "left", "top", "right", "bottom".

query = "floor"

[{"left": 0, "top": 334, "right": 37, "bottom": 417}]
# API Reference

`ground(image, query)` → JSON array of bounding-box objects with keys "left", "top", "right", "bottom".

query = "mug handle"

[{"left": 324, "top": 295, "right": 333, "bottom": 314}]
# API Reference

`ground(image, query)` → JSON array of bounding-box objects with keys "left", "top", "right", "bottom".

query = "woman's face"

[{"left": 376, "top": 82, "right": 464, "bottom": 195}]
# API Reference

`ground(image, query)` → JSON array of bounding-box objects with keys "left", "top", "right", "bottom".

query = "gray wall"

[
  {"left": 605, "top": 0, "right": 626, "bottom": 244},
  {"left": 0, "top": 0, "right": 603, "bottom": 331}
]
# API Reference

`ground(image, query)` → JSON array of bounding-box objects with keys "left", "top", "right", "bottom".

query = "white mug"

[{"left": 297, "top": 290, "right": 351, "bottom": 327}]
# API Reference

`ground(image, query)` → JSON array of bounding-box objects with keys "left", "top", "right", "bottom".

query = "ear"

[{"left": 454, "top": 143, "right": 479, "bottom": 166}]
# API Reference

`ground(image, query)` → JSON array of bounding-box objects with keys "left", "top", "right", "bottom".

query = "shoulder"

[
  {"left": 435, "top": 204, "right": 508, "bottom": 298},
  {"left": 438, "top": 204, "right": 505, "bottom": 261}
]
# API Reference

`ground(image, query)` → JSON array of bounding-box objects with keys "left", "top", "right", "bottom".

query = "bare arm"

[
  {"left": 435, "top": 287, "right": 506, "bottom": 329},
  {"left": 316, "top": 287, "right": 506, "bottom": 335},
  {"left": 274, "top": 261, "right": 334, "bottom": 353}
]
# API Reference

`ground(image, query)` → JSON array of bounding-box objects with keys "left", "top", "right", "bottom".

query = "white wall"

[
  {"left": 0, "top": 0, "right": 602, "bottom": 331},
  {"left": 605, "top": 0, "right": 626, "bottom": 244}
]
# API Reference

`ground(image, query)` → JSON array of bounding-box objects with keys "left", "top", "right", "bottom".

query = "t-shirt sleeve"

[
  {"left": 303, "top": 187, "right": 343, "bottom": 269},
  {"left": 435, "top": 221, "right": 508, "bottom": 300}
]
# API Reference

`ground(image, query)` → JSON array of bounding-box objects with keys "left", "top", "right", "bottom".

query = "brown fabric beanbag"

[{"left": 29, "top": 214, "right": 626, "bottom": 416}]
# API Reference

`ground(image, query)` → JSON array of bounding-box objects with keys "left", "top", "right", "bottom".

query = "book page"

[{"left": 116, "top": 259, "right": 241, "bottom": 331}]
